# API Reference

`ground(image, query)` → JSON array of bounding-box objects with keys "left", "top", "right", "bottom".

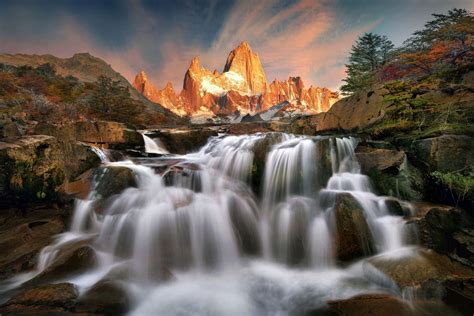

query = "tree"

[
  {"left": 341, "top": 33, "right": 394, "bottom": 95},
  {"left": 87, "top": 76, "right": 145, "bottom": 126},
  {"left": 398, "top": 9, "right": 474, "bottom": 77}
]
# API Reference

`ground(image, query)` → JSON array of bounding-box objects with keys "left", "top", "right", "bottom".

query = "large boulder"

[
  {"left": 367, "top": 249, "right": 474, "bottom": 289},
  {"left": 355, "top": 145, "right": 424, "bottom": 200},
  {"left": 409, "top": 135, "right": 474, "bottom": 173},
  {"left": 147, "top": 127, "right": 218, "bottom": 154},
  {"left": 26, "top": 243, "right": 97, "bottom": 286},
  {"left": 0, "top": 135, "right": 100, "bottom": 206},
  {"left": 410, "top": 203, "right": 474, "bottom": 267},
  {"left": 74, "top": 279, "right": 130, "bottom": 315},
  {"left": 0, "top": 283, "right": 78, "bottom": 315},
  {"left": 327, "top": 294, "right": 413, "bottom": 316},
  {"left": 333, "top": 193, "right": 374, "bottom": 260},
  {"left": 34, "top": 120, "right": 144, "bottom": 150},
  {"left": 0, "top": 136, "right": 65, "bottom": 205},
  {"left": 0, "top": 208, "right": 66, "bottom": 279}
]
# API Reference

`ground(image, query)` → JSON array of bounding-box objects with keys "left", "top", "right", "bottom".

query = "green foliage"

[
  {"left": 432, "top": 165, "right": 474, "bottom": 201},
  {"left": 86, "top": 76, "right": 146, "bottom": 127},
  {"left": 341, "top": 33, "right": 394, "bottom": 95}
]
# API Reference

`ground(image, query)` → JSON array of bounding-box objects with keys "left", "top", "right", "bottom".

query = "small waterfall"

[
  {"left": 3, "top": 132, "right": 419, "bottom": 315},
  {"left": 90, "top": 146, "right": 112, "bottom": 163},
  {"left": 142, "top": 134, "right": 169, "bottom": 154}
]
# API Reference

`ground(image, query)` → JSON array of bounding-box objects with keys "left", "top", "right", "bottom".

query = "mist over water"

[{"left": 2, "top": 133, "right": 416, "bottom": 315}]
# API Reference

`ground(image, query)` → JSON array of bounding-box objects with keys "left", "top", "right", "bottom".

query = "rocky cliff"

[{"left": 133, "top": 42, "right": 338, "bottom": 117}]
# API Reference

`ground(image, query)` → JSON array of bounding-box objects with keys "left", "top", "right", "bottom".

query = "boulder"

[
  {"left": 355, "top": 145, "right": 424, "bottom": 200},
  {"left": 251, "top": 133, "right": 287, "bottom": 195},
  {"left": 327, "top": 294, "right": 413, "bottom": 316},
  {"left": 410, "top": 135, "right": 474, "bottom": 173},
  {"left": 411, "top": 203, "right": 474, "bottom": 267},
  {"left": 0, "top": 135, "right": 100, "bottom": 206},
  {"left": 0, "top": 283, "right": 78, "bottom": 315},
  {"left": 0, "top": 136, "right": 65, "bottom": 205},
  {"left": 26, "top": 244, "right": 97, "bottom": 286},
  {"left": 74, "top": 279, "right": 130, "bottom": 315},
  {"left": 333, "top": 193, "right": 374, "bottom": 260},
  {"left": 367, "top": 249, "right": 474, "bottom": 289},
  {"left": 0, "top": 209, "right": 66, "bottom": 279},
  {"left": 147, "top": 128, "right": 218, "bottom": 154},
  {"left": 93, "top": 166, "right": 138, "bottom": 200},
  {"left": 34, "top": 120, "right": 144, "bottom": 150}
]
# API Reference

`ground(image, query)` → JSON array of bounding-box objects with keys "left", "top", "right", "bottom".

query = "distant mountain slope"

[{"left": 0, "top": 53, "right": 182, "bottom": 123}]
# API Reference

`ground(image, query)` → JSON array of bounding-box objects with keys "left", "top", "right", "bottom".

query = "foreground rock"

[
  {"left": 409, "top": 135, "right": 474, "bottom": 173},
  {"left": 0, "top": 283, "right": 78, "bottom": 315},
  {"left": 0, "top": 135, "right": 100, "bottom": 206},
  {"left": 410, "top": 203, "right": 474, "bottom": 268},
  {"left": 367, "top": 249, "right": 474, "bottom": 291},
  {"left": 0, "top": 208, "right": 66, "bottom": 279},
  {"left": 332, "top": 193, "right": 374, "bottom": 260},
  {"left": 327, "top": 294, "right": 413, "bottom": 315},
  {"left": 355, "top": 145, "right": 424, "bottom": 200},
  {"left": 26, "top": 243, "right": 97, "bottom": 287},
  {"left": 34, "top": 120, "right": 144, "bottom": 150},
  {"left": 146, "top": 127, "right": 218, "bottom": 154},
  {"left": 75, "top": 279, "right": 130, "bottom": 315}
]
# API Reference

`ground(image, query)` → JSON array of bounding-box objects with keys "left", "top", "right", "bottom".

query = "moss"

[{"left": 431, "top": 165, "right": 474, "bottom": 202}]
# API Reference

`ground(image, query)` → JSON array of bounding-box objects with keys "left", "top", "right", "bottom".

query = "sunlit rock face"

[{"left": 133, "top": 42, "right": 339, "bottom": 117}]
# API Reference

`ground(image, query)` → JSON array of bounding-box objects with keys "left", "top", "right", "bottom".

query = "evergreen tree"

[{"left": 341, "top": 33, "right": 394, "bottom": 95}]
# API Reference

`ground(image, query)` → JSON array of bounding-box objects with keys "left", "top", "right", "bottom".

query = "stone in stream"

[
  {"left": 74, "top": 279, "right": 130, "bottom": 315},
  {"left": 0, "top": 208, "right": 66, "bottom": 280},
  {"left": 0, "top": 282, "right": 78, "bottom": 315},
  {"left": 333, "top": 193, "right": 374, "bottom": 260},
  {"left": 25, "top": 242, "right": 97, "bottom": 287}
]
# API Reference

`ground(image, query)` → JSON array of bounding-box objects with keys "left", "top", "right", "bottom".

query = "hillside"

[{"left": 0, "top": 52, "right": 182, "bottom": 121}]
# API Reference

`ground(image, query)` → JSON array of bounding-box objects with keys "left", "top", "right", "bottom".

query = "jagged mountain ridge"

[{"left": 133, "top": 42, "right": 339, "bottom": 117}]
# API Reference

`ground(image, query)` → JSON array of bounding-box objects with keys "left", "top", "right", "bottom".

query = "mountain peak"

[
  {"left": 189, "top": 56, "right": 201, "bottom": 72},
  {"left": 224, "top": 41, "right": 267, "bottom": 94},
  {"left": 237, "top": 41, "right": 251, "bottom": 51}
]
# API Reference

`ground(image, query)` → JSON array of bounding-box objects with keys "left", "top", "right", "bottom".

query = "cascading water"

[
  {"left": 142, "top": 133, "right": 169, "bottom": 155},
  {"left": 1, "top": 133, "right": 420, "bottom": 315}
]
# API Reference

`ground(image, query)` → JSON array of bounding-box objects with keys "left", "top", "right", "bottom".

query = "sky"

[{"left": 0, "top": 0, "right": 473, "bottom": 91}]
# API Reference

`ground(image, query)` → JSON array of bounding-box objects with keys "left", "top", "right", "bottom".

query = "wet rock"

[
  {"left": 0, "top": 135, "right": 100, "bottom": 206},
  {"left": 327, "top": 294, "right": 413, "bottom": 316},
  {"left": 0, "top": 136, "right": 65, "bottom": 205},
  {"left": 251, "top": 133, "right": 286, "bottom": 196},
  {"left": 0, "top": 283, "right": 78, "bottom": 316},
  {"left": 367, "top": 249, "right": 474, "bottom": 289},
  {"left": 410, "top": 134, "right": 474, "bottom": 173},
  {"left": 355, "top": 145, "right": 424, "bottom": 200},
  {"left": 26, "top": 244, "right": 97, "bottom": 286},
  {"left": 147, "top": 128, "right": 218, "bottom": 154},
  {"left": 0, "top": 209, "right": 66, "bottom": 279},
  {"left": 34, "top": 120, "right": 144, "bottom": 150},
  {"left": 74, "top": 279, "right": 130, "bottom": 315},
  {"left": 355, "top": 146, "right": 405, "bottom": 174},
  {"left": 411, "top": 203, "right": 474, "bottom": 267},
  {"left": 333, "top": 193, "right": 374, "bottom": 260},
  {"left": 58, "top": 168, "right": 94, "bottom": 200},
  {"left": 94, "top": 166, "right": 138, "bottom": 200}
]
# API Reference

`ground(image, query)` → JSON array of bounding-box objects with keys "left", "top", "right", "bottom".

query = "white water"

[
  {"left": 1, "top": 133, "right": 417, "bottom": 314},
  {"left": 142, "top": 134, "right": 169, "bottom": 154}
]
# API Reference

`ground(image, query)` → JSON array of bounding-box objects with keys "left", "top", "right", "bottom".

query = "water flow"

[
  {"left": 142, "top": 134, "right": 169, "bottom": 154},
  {"left": 3, "top": 133, "right": 417, "bottom": 315}
]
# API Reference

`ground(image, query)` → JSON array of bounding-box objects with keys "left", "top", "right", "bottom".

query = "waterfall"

[
  {"left": 90, "top": 146, "right": 112, "bottom": 162},
  {"left": 3, "top": 132, "right": 417, "bottom": 315},
  {"left": 142, "top": 134, "right": 169, "bottom": 154}
]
